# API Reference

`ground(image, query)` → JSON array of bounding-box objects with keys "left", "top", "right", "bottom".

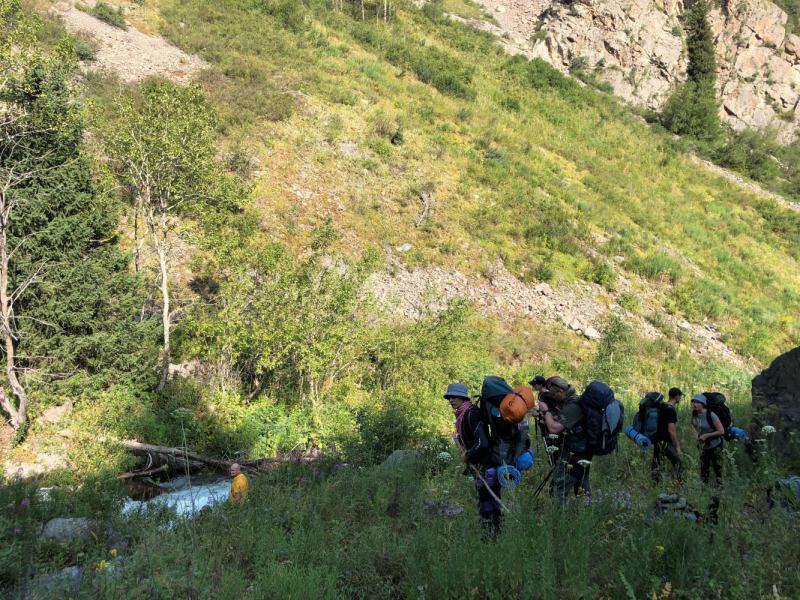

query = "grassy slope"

[{"left": 139, "top": 0, "right": 800, "bottom": 366}]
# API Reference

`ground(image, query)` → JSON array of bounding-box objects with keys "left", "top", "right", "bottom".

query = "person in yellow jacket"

[{"left": 229, "top": 462, "right": 249, "bottom": 504}]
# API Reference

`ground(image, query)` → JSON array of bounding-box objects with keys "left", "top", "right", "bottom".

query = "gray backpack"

[{"left": 768, "top": 476, "right": 800, "bottom": 514}]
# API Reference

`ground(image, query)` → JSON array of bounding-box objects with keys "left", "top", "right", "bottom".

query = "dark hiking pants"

[
  {"left": 552, "top": 450, "right": 591, "bottom": 510},
  {"left": 700, "top": 443, "right": 723, "bottom": 485},
  {"left": 651, "top": 442, "right": 684, "bottom": 482}
]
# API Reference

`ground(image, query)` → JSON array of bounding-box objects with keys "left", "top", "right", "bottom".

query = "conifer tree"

[
  {"left": 661, "top": 0, "right": 720, "bottom": 140},
  {"left": 0, "top": 0, "right": 152, "bottom": 434}
]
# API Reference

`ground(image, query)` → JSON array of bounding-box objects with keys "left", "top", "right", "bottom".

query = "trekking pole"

[
  {"left": 531, "top": 468, "right": 554, "bottom": 500},
  {"left": 469, "top": 464, "right": 511, "bottom": 513}
]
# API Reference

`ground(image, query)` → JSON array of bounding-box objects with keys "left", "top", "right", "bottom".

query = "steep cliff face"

[{"left": 483, "top": 0, "right": 800, "bottom": 142}]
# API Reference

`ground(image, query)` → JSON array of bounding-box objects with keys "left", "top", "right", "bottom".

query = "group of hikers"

[{"left": 445, "top": 375, "right": 734, "bottom": 533}]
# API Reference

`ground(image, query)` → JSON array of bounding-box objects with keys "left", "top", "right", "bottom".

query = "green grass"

[
  {"left": 132, "top": 0, "right": 799, "bottom": 365},
  {"left": 5, "top": 384, "right": 800, "bottom": 599}
]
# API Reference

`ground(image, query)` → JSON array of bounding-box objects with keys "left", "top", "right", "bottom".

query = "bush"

[
  {"left": 583, "top": 260, "right": 615, "bottom": 289},
  {"left": 90, "top": 2, "right": 127, "bottom": 30},
  {"left": 624, "top": 252, "right": 682, "bottom": 282},
  {"left": 74, "top": 39, "right": 96, "bottom": 62}
]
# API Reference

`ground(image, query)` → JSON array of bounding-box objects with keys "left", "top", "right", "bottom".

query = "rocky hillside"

[{"left": 479, "top": 0, "right": 800, "bottom": 142}]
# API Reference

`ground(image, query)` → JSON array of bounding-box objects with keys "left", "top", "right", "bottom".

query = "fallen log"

[{"left": 59, "top": 429, "right": 316, "bottom": 476}]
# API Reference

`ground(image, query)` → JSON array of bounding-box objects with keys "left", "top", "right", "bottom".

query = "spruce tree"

[
  {"left": 0, "top": 5, "right": 155, "bottom": 433},
  {"left": 686, "top": 0, "right": 717, "bottom": 88},
  {"left": 662, "top": 0, "right": 720, "bottom": 140}
]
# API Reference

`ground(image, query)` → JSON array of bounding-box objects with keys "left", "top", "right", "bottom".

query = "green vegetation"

[
  {"left": 88, "top": 2, "right": 127, "bottom": 29},
  {"left": 662, "top": 0, "right": 719, "bottom": 140},
  {"left": 2, "top": 0, "right": 800, "bottom": 595}
]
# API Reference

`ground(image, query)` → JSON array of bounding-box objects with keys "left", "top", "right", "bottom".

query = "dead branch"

[{"left": 415, "top": 192, "right": 432, "bottom": 227}]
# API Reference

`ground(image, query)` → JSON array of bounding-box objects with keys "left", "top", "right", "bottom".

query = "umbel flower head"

[
  {"left": 436, "top": 452, "right": 452, "bottom": 462},
  {"left": 761, "top": 425, "right": 776, "bottom": 434}
]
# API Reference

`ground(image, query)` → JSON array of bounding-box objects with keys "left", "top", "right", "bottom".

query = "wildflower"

[
  {"left": 290, "top": 455, "right": 298, "bottom": 463},
  {"left": 705, "top": 570, "right": 710, "bottom": 576},
  {"left": 313, "top": 470, "right": 320, "bottom": 476},
  {"left": 21, "top": 498, "right": 29, "bottom": 507},
  {"left": 100, "top": 560, "right": 106, "bottom": 569},
  {"left": 761, "top": 425, "right": 776, "bottom": 434},
  {"left": 655, "top": 545, "right": 665, "bottom": 552},
  {"left": 577, "top": 460, "right": 592, "bottom": 467},
  {"left": 334, "top": 464, "right": 344, "bottom": 470},
  {"left": 437, "top": 452, "right": 452, "bottom": 462},
  {"left": 301, "top": 477, "right": 307, "bottom": 483},
  {"left": 110, "top": 549, "right": 117, "bottom": 557},
  {"left": 546, "top": 445, "right": 559, "bottom": 454},
  {"left": 14, "top": 527, "right": 21, "bottom": 534},
  {"left": 300, "top": 457, "right": 309, "bottom": 463}
]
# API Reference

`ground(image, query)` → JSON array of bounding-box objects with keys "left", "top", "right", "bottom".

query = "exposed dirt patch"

[
  {"left": 369, "top": 255, "right": 744, "bottom": 366},
  {"left": 49, "top": 0, "right": 204, "bottom": 84}
]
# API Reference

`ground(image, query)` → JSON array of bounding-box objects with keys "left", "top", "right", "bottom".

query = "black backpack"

[
  {"left": 702, "top": 392, "right": 733, "bottom": 440},
  {"left": 566, "top": 381, "right": 625, "bottom": 456},
  {"left": 479, "top": 376, "right": 531, "bottom": 466}
]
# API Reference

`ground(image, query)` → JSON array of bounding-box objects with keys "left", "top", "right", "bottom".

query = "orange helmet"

[{"left": 500, "top": 386, "right": 533, "bottom": 424}]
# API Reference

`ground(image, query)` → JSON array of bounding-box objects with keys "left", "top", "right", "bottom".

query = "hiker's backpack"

[
  {"left": 632, "top": 392, "right": 664, "bottom": 439},
  {"left": 768, "top": 476, "right": 800, "bottom": 514},
  {"left": 479, "top": 376, "right": 531, "bottom": 466},
  {"left": 567, "top": 381, "right": 625, "bottom": 456},
  {"left": 702, "top": 392, "right": 734, "bottom": 440}
]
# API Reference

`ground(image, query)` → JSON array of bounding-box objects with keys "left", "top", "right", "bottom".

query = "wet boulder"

[{"left": 751, "top": 346, "right": 800, "bottom": 469}]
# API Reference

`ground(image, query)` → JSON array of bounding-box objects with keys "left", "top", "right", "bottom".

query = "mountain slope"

[{"left": 44, "top": 0, "right": 800, "bottom": 364}]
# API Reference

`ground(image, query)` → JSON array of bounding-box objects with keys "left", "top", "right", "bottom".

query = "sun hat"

[
  {"left": 692, "top": 393, "right": 707, "bottom": 406},
  {"left": 443, "top": 382, "right": 469, "bottom": 400}
]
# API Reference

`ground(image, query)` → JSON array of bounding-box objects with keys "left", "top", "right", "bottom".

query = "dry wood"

[{"left": 415, "top": 192, "right": 432, "bottom": 227}]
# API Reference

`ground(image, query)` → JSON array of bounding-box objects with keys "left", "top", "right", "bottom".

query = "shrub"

[
  {"left": 583, "top": 260, "right": 615, "bottom": 289},
  {"left": 366, "top": 136, "right": 392, "bottom": 158},
  {"left": 90, "top": 2, "right": 127, "bottom": 30},
  {"left": 624, "top": 252, "right": 682, "bottom": 282},
  {"left": 500, "top": 95, "right": 521, "bottom": 111},
  {"left": 74, "top": 39, "right": 96, "bottom": 61}
]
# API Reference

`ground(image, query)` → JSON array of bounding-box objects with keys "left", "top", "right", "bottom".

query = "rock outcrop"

[
  {"left": 752, "top": 346, "right": 800, "bottom": 469},
  {"left": 475, "top": 0, "right": 800, "bottom": 142}
]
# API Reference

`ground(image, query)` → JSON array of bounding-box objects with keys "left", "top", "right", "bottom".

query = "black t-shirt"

[{"left": 653, "top": 404, "right": 678, "bottom": 444}]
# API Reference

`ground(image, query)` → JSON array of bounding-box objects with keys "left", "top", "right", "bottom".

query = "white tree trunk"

[
  {"left": 156, "top": 240, "right": 170, "bottom": 392},
  {"left": 0, "top": 195, "right": 27, "bottom": 430}
]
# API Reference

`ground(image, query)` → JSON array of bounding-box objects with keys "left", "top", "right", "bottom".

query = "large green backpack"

[
  {"left": 479, "top": 376, "right": 530, "bottom": 466},
  {"left": 632, "top": 392, "right": 664, "bottom": 439}
]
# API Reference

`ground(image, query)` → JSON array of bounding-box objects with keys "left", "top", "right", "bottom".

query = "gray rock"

[
  {"left": 41, "top": 517, "right": 94, "bottom": 543},
  {"left": 40, "top": 517, "right": 127, "bottom": 551},
  {"left": 584, "top": 326, "right": 602, "bottom": 341},
  {"left": 422, "top": 499, "right": 464, "bottom": 518},
  {"left": 383, "top": 449, "right": 419, "bottom": 466},
  {"left": 396, "top": 243, "right": 413, "bottom": 253},
  {"left": 25, "top": 566, "right": 83, "bottom": 596},
  {"left": 752, "top": 346, "right": 800, "bottom": 470}
]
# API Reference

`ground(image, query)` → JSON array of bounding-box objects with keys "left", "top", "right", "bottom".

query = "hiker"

[
  {"left": 230, "top": 462, "right": 249, "bottom": 504},
  {"left": 529, "top": 375, "right": 548, "bottom": 399},
  {"left": 548, "top": 376, "right": 576, "bottom": 416},
  {"left": 445, "top": 382, "right": 502, "bottom": 534},
  {"left": 650, "top": 387, "right": 684, "bottom": 482},
  {"left": 538, "top": 377, "right": 591, "bottom": 510},
  {"left": 691, "top": 394, "right": 725, "bottom": 485}
]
